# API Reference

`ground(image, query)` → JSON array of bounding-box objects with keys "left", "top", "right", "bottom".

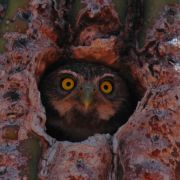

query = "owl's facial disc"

[{"left": 59, "top": 74, "right": 115, "bottom": 112}]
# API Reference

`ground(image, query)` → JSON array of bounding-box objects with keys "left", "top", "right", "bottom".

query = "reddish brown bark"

[{"left": 0, "top": 0, "right": 179, "bottom": 179}]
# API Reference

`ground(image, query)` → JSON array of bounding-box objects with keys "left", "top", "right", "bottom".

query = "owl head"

[{"left": 41, "top": 61, "right": 131, "bottom": 141}]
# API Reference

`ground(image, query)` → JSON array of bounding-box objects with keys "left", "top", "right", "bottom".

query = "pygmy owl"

[{"left": 41, "top": 62, "right": 131, "bottom": 141}]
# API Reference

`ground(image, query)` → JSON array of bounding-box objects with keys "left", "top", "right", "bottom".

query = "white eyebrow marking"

[
  {"left": 101, "top": 73, "right": 115, "bottom": 78},
  {"left": 57, "top": 70, "right": 79, "bottom": 77},
  {"left": 94, "top": 73, "right": 115, "bottom": 84}
]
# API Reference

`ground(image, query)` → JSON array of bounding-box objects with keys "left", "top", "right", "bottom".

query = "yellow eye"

[
  {"left": 61, "top": 78, "right": 75, "bottom": 91},
  {"left": 100, "top": 81, "right": 113, "bottom": 94}
]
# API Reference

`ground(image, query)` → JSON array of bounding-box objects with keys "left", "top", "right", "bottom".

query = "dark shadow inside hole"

[{"left": 39, "top": 59, "right": 140, "bottom": 142}]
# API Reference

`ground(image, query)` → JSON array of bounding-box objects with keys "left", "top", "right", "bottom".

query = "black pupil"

[
  {"left": 104, "top": 85, "right": 109, "bottom": 90},
  {"left": 66, "top": 82, "right": 71, "bottom": 87}
]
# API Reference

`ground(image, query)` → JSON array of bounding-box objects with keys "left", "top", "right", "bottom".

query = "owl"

[{"left": 40, "top": 61, "right": 132, "bottom": 141}]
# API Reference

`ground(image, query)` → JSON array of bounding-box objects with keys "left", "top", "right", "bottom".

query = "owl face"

[{"left": 41, "top": 62, "right": 131, "bottom": 141}]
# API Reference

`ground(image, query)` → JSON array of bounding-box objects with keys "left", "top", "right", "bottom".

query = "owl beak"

[
  {"left": 82, "top": 93, "right": 93, "bottom": 110},
  {"left": 84, "top": 99, "right": 91, "bottom": 110},
  {"left": 81, "top": 84, "right": 94, "bottom": 110}
]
